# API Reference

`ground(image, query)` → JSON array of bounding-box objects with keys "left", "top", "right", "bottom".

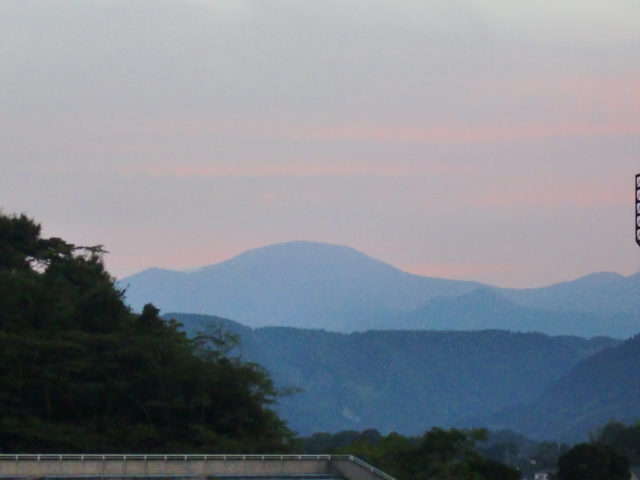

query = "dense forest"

[{"left": 0, "top": 213, "right": 293, "bottom": 453}]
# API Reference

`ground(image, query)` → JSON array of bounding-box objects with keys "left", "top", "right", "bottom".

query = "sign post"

[{"left": 636, "top": 174, "right": 640, "bottom": 246}]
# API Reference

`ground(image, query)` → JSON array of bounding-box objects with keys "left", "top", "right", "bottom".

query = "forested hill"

[
  {"left": 166, "top": 312, "right": 620, "bottom": 438},
  {"left": 0, "top": 213, "right": 294, "bottom": 453},
  {"left": 483, "top": 332, "right": 640, "bottom": 442}
]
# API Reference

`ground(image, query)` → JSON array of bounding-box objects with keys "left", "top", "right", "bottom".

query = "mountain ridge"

[
  {"left": 165, "top": 312, "right": 622, "bottom": 438},
  {"left": 120, "top": 241, "right": 640, "bottom": 336},
  {"left": 481, "top": 333, "right": 640, "bottom": 442},
  {"left": 120, "top": 241, "right": 484, "bottom": 331},
  {"left": 397, "top": 288, "right": 640, "bottom": 337},
  {"left": 493, "top": 271, "right": 640, "bottom": 314}
]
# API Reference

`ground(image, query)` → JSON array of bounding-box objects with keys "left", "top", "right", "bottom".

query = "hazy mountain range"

[
  {"left": 482, "top": 332, "right": 640, "bottom": 442},
  {"left": 121, "top": 240, "right": 640, "bottom": 441},
  {"left": 120, "top": 241, "right": 640, "bottom": 338},
  {"left": 165, "top": 312, "right": 624, "bottom": 441}
]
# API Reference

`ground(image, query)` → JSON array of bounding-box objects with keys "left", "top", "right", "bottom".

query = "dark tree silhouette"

[
  {"left": 0, "top": 212, "right": 294, "bottom": 453},
  {"left": 557, "top": 443, "right": 630, "bottom": 480}
]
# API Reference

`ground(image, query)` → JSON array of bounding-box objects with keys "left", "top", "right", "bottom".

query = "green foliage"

[
  {"left": 532, "top": 441, "right": 571, "bottom": 467},
  {"left": 314, "top": 427, "right": 520, "bottom": 480},
  {"left": 592, "top": 420, "right": 640, "bottom": 465},
  {"left": 556, "top": 443, "right": 630, "bottom": 480},
  {"left": 336, "top": 431, "right": 413, "bottom": 479},
  {"left": 0, "top": 212, "right": 294, "bottom": 453},
  {"left": 406, "top": 427, "right": 518, "bottom": 480}
]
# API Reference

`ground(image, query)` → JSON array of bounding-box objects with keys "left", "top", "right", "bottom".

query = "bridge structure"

[{"left": 0, "top": 454, "right": 394, "bottom": 480}]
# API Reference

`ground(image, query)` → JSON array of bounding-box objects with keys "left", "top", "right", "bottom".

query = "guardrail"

[
  {"left": 344, "top": 456, "right": 395, "bottom": 480},
  {"left": 0, "top": 456, "right": 335, "bottom": 461},
  {"left": 0, "top": 454, "right": 396, "bottom": 480}
]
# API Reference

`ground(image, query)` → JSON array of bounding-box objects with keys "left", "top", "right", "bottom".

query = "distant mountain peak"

[
  {"left": 205, "top": 240, "right": 386, "bottom": 264},
  {"left": 124, "top": 266, "right": 185, "bottom": 278},
  {"left": 119, "top": 241, "right": 482, "bottom": 330},
  {"left": 194, "top": 240, "right": 405, "bottom": 280},
  {"left": 420, "top": 287, "right": 512, "bottom": 310},
  {"left": 458, "top": 287, "right": 515, "bottom": 303},
  {"left": 118, "top": 241, "right": 640, "bottom": 336},
  {"left": 242, "top": 240, "right": 356, "bottom": 251},
  {"left": 549, "top": 271, "right": 624, "bottom": 288}
]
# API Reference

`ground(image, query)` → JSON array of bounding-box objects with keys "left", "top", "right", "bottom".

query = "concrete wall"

[
  {"left": 0, "top": 458, "right": 329, "bottom": 477},
  {"left": 0, "top": 455, "right": 395, "bottom": 480}
]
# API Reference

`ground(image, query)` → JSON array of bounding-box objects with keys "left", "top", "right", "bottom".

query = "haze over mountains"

[
  {"left": 120, "top": 241, "right": 483, "bottom": 331},
  {"left": 482, "top": 332, "right": 640, "bottom": 442},
  {"left": 166, "top": 312, "right": 621, "bottom": 439},
  {"left": 121, "top": 241, "right": 640, "bottom": 338},
  {"left": 120, "top": 240, "right": 640, "bottom": 441},
  {"left": 397, "top": 288, "right": 639, "bottom": 338}
]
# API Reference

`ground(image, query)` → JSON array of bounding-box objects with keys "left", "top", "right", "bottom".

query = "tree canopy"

[
  {"left": 0, "top": 212, "right": 294, "bottom": 453},
  {"left": 556, "top": 443, "right": 630, "bottom": 480},
  {"left": 317, "top": 427, "right": 520, "bottom": 480},
  {"left": 592, "top": 420, "right": 640, "bottom": 465}
]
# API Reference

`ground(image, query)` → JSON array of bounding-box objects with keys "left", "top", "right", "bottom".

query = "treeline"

[
  {"left": 302, "top": 427, "right": 521, "bottom": 479},
  {"left": 0, "top": 213, "right": 293, "bottom": 453},
  {"left": 301, "top": 421, "right": 640, "bottom": 480},
  {"left": 591, "top": 421, "right": 640, "bottom": 465}
]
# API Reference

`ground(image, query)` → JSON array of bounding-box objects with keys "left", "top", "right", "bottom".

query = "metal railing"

[
  {"left": 345, "top": 456, "right": 395, "bottom": 480},
  {"left": 0, "top": 455, "right": 335, "bottom": 462},
  {"left": 0, "top": 454, "right": 396, "bottom": 480}
]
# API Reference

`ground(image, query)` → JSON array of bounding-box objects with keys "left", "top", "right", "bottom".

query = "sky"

[{"left": 1, "top": 0, "right": 639, "bottom": 288}]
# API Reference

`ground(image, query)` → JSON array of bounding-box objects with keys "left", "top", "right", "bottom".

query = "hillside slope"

[
  {"left": 483, "top": 333, "right": 640, "bottom": 442},
  {"left": 495, "top": 272, "right": 640, "bottom": 314},
  {"left": 168, "top": 312, "right": 620, "bottom": 436}
]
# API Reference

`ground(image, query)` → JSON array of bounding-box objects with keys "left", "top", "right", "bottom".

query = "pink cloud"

[
  {"left": 471, "top": 188, "right": 629, "bottom": 209},
  {"left": 10, "top": 72, "right": 638, "bottom": 183},
  {"left": 469, "top": 75, "right": 640, "bottom": 115},
  {"left": 114, "top": 159, "right": 468, "bottom": 178},
  {"left": 288, "top": 121, "right": 639, "bottom": 144},
  {"left": 37, "top": 117, "right": 635, "bottom": 179}
]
